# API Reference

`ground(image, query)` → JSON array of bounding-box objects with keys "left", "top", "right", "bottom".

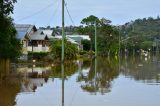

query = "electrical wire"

[
  {"left": 64, "top": 1, "right": 75, "bottom": 26},
  {"left": 46, "top": 0, "right": 61, "bottom": 25},
  {"left": 17, "top": 0, "right": 59, "bottom": 22}
]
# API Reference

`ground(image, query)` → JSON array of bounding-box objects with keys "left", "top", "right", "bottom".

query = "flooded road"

[{"left": 0, "top": 55, "right": 160, "bottom": 106}]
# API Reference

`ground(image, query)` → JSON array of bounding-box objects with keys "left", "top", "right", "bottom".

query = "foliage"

[
  {"left": 0, "top": 0, "right": 17, "bottom": 16},
  {"left": 119, "top": 16, "right": 160, "bottom": 52},
  {"left": 140, "top": 41, "right": 153, "bottom": 50},
  {"left": 77, "top": 57, "right": 119, "bottom": 94},
  {"left": 79, "top": 50, "right": 88, "bottom": 55},
  {"left": 76, "top": 15, "right": 119, "bottom": 56},
  {"left": 77, "top": 15, "right": 100, "bottom": 51},
  {"left": 28, "top": 52, "right": 49, "bottom": 60},
  {"left": 50, "top": 39, "right": 78, "bottom": 60},
  {"left": 81, "top": 39, "right": 90, "bottom": 51},
  {"left": 50, "top": 62, "right": 78, "bottom": 78},
  {"left": 97, "top": 23, "right": 119, "bottom": 56},
  {"left": 81, "top": 15, "right": 100, "bottom": 26},
  {"left": 0, "top": 0, "right": 21, "bottom": 60}
]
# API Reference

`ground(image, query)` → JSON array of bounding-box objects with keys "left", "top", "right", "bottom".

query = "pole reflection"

[{"left": 61, "top": 63, "right": 64, "bottom": 106}]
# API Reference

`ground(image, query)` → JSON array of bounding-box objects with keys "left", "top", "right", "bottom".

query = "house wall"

[
  {"left": 27, "top": 40, "right": 49, "bottom": 52},
  {"left": 21, "top": 40, "right": 28, "bottom": 55},
  {"left": 28, "top": 45, "right": 49, "bottom": 52}
]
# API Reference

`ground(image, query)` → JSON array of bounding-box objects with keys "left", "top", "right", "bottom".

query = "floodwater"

[{"left": 0, "top": 55, "right": 160, "bottom": 106}]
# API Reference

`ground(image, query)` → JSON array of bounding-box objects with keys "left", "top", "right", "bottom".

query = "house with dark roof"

[
  {"left": 15, "top": 24, "right": 50, "bottom": 60},
  {"left": 15, "top": 24, "right": 37, "bottom": 60},
  {"left": 28, "top": 30, "right": 49, "bottom": 52}
]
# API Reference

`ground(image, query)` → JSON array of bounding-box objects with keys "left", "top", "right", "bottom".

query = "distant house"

[
  {"left": 66, "top": 35, "right": 90, "bottom": 50},
  {"left": 54, "top": 35, "right": 90, "bottom": 50},
  {"left": 15, "top": 24, "right": 51, "bottom": 60},
  {"left": 28, "top": 30, "right": 49, "bottom": 52}
]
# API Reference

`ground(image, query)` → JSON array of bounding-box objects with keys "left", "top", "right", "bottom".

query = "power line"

[
  {"left": 46, "top": 0, "right": 61, "bottom": 25},
  {"left": 17, "top": 0, "right": 59, "bottom": 21},
  {"left": 64, "top": 1, "right": 75, "bottom": 26}
]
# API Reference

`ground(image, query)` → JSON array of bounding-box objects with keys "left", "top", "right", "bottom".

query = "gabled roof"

[
  {"left": 15, "top": 24, "right": 37, "bottom": 40},
  {"left": 30, "top": 30, "right": 48, "bottom": 40},
  {"left": 42, "top": 29, "right": 54, "bottom": 39},
  {"left": 42, "top": 29, "right": 53, "bottom": 36}
]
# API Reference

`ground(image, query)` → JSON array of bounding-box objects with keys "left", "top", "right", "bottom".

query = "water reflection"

[
  {"left": 0, "top": 61, "right": 21, "bottom": 106},
  {"left": 0, "top": 55, "right": 160, "bottom": 106},
  {"left": 61, "top": 63, "right": 64, "bottom": 106},
  {"left": 77, "top": 57, "right": 119, "bottom": 94},
  {"left": 120, "top": 55, "right": 160, "bottom": 84},
  {"left": 17, "top": 65, "right": 50, "bottom": 92}
]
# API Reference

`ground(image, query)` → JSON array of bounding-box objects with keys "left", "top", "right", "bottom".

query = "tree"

[
  {"left": 0, "top": 0, "right": 21, "bottom": 60},
  {"left": 97, "top": 23, "right": 119, "bottom": 56},
  {"left": 76, "top": 16, "right": 119, "bottom": 56},
  {"left": 80, "top": 15, "right": 100, "bottom": 51},
  {"left": 50, "top": 39, "right": 78, "bottom": 60},
  {"left": 81, "top": 39, "right": 90, "bottom": 51},
  {"left": 119, "top": 16, "right": 160, "bottom": 53}
]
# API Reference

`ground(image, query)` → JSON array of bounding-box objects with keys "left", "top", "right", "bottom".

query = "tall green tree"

[
  {"left": 76, "top": 15, "right": 119, "bottom": 56},
  {"left": 0, "top": 0, "right": 21, "bottom": 60},
  {"left": 97, "top": 19, "right": 119, "bottom": 56},
  {"left": 80, "top": 15, "right": 100, "bottom": 51}
]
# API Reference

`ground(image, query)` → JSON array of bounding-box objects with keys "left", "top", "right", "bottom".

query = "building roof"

[
  {"left": 42, "top": 29, "right": 54, "bottom": 39},
  {"left": 53, "top": 35, "right": 90, "bottom": 45},
  {"left": 42, "top": 29, "right": 53, "bottom": 36},
  {"left": 53, "top": 36, "right": 79, "bottom": 45},
  {"left": 66, "top": 35, "right": 90, "bottom": 40},
  {"left": 30, "top": 30, "right": 48, "bottom": 40},
  {"left": 15, "top": 24, "right": 37, "bottom": 40}
]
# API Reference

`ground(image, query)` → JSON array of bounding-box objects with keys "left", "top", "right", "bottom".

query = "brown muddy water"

[{"left": 0, "top": 55, "right": 160, "bottom": 106}]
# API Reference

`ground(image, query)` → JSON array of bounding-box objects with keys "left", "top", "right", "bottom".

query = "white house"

[
  {"left": 54, "top": 35, "right": 90, "bottom": 50},
  {"left": 15, "top": 24, "right": 51, "bottom": 60},
  {"left": 15, "top": 24, "right": 37, "bottom": 60},
  {"left": 28, "top": 30, "right": 49, "bottom": 52}
]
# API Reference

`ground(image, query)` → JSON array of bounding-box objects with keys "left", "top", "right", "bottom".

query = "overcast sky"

[{"left": 12, "top": 0, "right": 160, "bottom": 27}]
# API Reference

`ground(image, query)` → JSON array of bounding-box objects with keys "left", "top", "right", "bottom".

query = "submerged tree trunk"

[{"left": 0, "top": 58, "right": 10, "bottom": 79}]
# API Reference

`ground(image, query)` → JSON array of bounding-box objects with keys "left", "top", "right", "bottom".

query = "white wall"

[{"left": 28, "top": 45, "right": 49, "bottom": 52}]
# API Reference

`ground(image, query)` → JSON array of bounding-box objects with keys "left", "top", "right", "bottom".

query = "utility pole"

[
  {"left": 62, "top": 0, "right": 65, "bottom": 62},
  {"left": 95, "top": 21, "right": 97, "bottom": 57}
]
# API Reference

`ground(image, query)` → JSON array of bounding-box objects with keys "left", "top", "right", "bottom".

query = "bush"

[
  {"left": 28, "top": 52, "right": 49, "bottom": 60},
  {"left": 50, "top": 39, "right": 78, "bottom": 60}
]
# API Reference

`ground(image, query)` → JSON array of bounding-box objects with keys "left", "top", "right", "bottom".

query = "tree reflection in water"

[
  {"left": 120, "top": 55, "right": 160, "bottom": 84},
  {"left": 0, "top": 61, "right": 21, "bottom": 106},
  {"left": 77, "top": 57, "right": 119, "bottom": 95},
  {"left": 50, "top": 61, "right": 78, "bottom": 79}
]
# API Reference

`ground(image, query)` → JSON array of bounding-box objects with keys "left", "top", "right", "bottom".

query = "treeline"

[{"left": 119, "top": 16, "right": 160, "bottom": 52}]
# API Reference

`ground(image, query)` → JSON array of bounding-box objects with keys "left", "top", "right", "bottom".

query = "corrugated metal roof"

[
  {"left": 17, "top": 31, "right": 27, "bottom": 39},
  {"left": 30, "top": 34, "right": 48, "bottom": 40},
  {"left": 52, "top": 36, "right": 78, "bottom": 45},
  {"left": 42, "top": 30, "right": 53, "bottom": 36},
  {"left": 30, "top": 30, "right": 48, "bottom": 40},
  {"left": 15, "top": 24, "right": 35, "bottom": 33},
  {"left": 15, "top": 24, "right": 36, "bottom": 40},
  {"left": 66, "top": 35, "right": 90, "bottom": 40}
]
